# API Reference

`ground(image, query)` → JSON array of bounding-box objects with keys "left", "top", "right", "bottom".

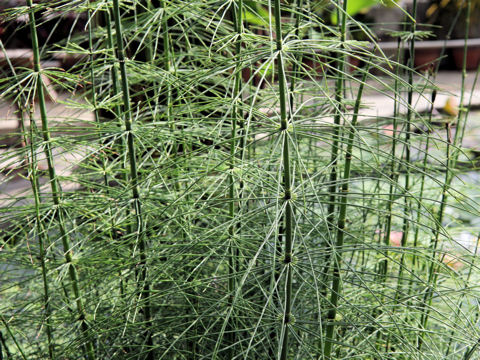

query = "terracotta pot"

[
  {"left": 414, "top": 48, "right": 441, "bottom": 72},
  {"left": 452, "top": 46, "right": 480, "bottom": 70}
]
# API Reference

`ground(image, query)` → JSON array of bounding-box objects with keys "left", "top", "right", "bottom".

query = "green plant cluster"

[{"left": 0, "top": 0, "right": 479, "bottom": 359}]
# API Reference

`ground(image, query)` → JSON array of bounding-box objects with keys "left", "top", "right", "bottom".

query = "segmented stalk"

[
  {"left": 394, "top": 0, "right": 417, "bottom": 300},
  {"left": 378, "top": 38, "right": 402, "bottom": 281},
  {"left": 320, "top": 0, "right": 348, "bottom": 295},
  {"left": 111, "top": 0, "right": 153, "bottom": 357},
  {"left": 0, "top": 316, "right": 27, "bottom": 360},
  {"left": 418, "top": 0, "right": 471, "bottom": 347},
  {"left": 323, "top": 61, "right": 369, "bottom": 360},
  {"left": 227, "top": 0, "right": 243, "bottom": 352},
  {"left": 0, "top": 40, "right": 54, "bottom": 359},
  {"left": 273, "top": 0, "right": 295, "bottom": 358},
  {"left": 411, "top": 89, "right": 436, "bottom": 269},
  {"left": 25, "top": 1, "right": 94, "bottom": 358}
]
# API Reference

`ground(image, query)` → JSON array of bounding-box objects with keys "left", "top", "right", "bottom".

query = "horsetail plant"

[
  {"left": 320, "top": 0, "right": 348, "bottom": 297},
  {"left": 227, "top": 0, "right": 243, "bottom": 351},
  {"left": 418, "top": 0, "right": 472, "bottom": 347},
  {"left": 323, "top": 59, "right": 369, "bottom": 360},
  {"left": 272, "top": 0, "right": 295, "bottom": 358},
  {"left": 393, "top": 0, "right": 418, "bottom": 302},
  {"left": 111, "top": 0, "right": 153, "bottom": 358},
  {"left": 25, "top": 1, "right": 95, "bottom": 358},
  {"left": 0, "top": 40, "right": 54, "bottom": 359},
  {"left": 1, "top": 1, "right": 480, "bottom": 359}
]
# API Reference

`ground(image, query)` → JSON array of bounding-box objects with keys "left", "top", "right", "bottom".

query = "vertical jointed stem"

[
  {"left": 0, "top": 40, "right": 54, "bottom": 359},
  {"left": 394, "top": 0, "right": 417, "bottom": 300},
  {"left": 323, "top": 63, "right": 368, "bottom": 360},
  {"left": 419, "top": 0, "right": 471, "bottom": 347},
  {"left": 322, "top": 0, "right": 348, "bottom": 358},
  {"left": 25, "top": 1, "right": 94, "bottom": 359},
  {"left": 227, "top": 0, "right": 243, "bottom": 352},
  {"left": 418, "top": 121, "right": 452, "bottom": 347},
  {"left": 379, "top": 38, "right": 402, "bottom": 282},
  {"left": 26, "top": 111, "right": 55, "bottom": 360},
  {"left": 320, "top": 0, "right": 348, "bottom": 295},
  {"left": 0, "top": 316, "right": 27, "bottom": 360},
  {"left": 273, "top": 0, "right": 294, "bottom": 359},
  {"left": 111, "top": 0, "right": 153, "bottom": 357},
  {"left": 412, "top": 89, "right": 436, "bottom": 268}
]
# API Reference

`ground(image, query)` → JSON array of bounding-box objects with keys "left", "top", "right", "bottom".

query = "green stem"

[
  {"left": 411, "top": 89, "right": 436, "bottom": 270},
  {"left": 227, "top": 0, "right": 243, "bottom": 352},
  {"left": 379, "top": 37, "right": 402, "bottom": 282},
  {"left": 323, "top": 61, "right": 369, "bottom": 360},
  {"left": 25, "top": 1, "right": 94, "bottom": 358},
  {"left": 394, "top": 0, "right": 417, "bottom": 301},
  {"left": 273, "top": 0, "right": 295, "bottom": 358},
  {"left": 0, "top": 40, "right": 54, "bottom": 360},
  {"left": 111, "top": 0, "right": 153, "bottom": 357},
  {"left": 0, "top": 316, "right": 27, "bottom": 360},
  {"left": 418, "top": 0, "right": 471, "bottom": 348},
  {"left": 320, "top": 0, "right": 348, "bottom": 296}
]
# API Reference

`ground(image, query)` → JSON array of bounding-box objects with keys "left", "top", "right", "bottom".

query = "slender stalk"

[
  {"left": 25, "top": 1, "right": 95, "bottom": 358},
  {"left": 393, "top": 0, "right": 417, "bottom": 300},
  {"left": 379, "top": 37, "right": 402, "bottom": 281},
  {"left": 411, "top": 89, "right": 436, "bottom": 269},
  {"left": 0, "top": 40, "right": 54, "bottom": 360},
  {"left": 418, "top": 0, "right": 471, "bottom": 348},
  {"left": 320, "top": 0, "right": 348, "bottom": 296},
  {"left": 273, "top": 0, "right": 295, "bottom": 358},
  {"left": 111, "top": 0, "right": 153, "bottom": 357},
  {"left": 418, "top": 121, "right": 452, "bottom": 349},
  {"left": 104, "top": 6, "right": 129, "bottom": 303},
  {"left": 0, "top": 316, "right": 27, "bottom": 360},
  {"left": 25, "top": 110, "right": 55, "bottom": 360},
  {"left": 323, "top": 62, "right": 369, "bottom": 360},
  {"left": 0, "top": 330, "right": 12, "bottom": 359},
  {"left": 105, "top": 10, "right": 122, "bottom": 121},
  {"left": 227, "top": 0, "right": 243, "bottom": 352},
  {"left": 87, "top": 8, "right": 109, "bottom": 188}
]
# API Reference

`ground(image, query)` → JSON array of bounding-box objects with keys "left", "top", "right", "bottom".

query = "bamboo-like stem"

[
  {"left": 0, "top": 330, "right": 12, "bottom": 358},
  {"left": 25, "top": 1, "right": 95, "bottom": 358},
  {"left": 417, "top": 120, "right": 452, "bottom": 349},
  {"left": 105, "top": 10, "right": 123, "bottom": 121},
  {"left": 111, "top": 0, "right": 153, "bottom": 357},
  {"left": 320, "top": 0, "right": 348, "bottom": 296},
  {"left": 26, "top": 116, "right": 55, "bottom": 360},
  {"left": 273, "top": 0, "right": 295, "bottom": 358},
  {"left": 0, "top": 316, "right": 27, "bottom": 360},
  {"left": 393, "top": 0, "right": 417, "bottom": 301},
  {"left": 323, "top": 62, "right": 369, "bottom": 360},
  {"left": 411, "top": 89, "right": 436, "bottom": 269},
  {"left": 378, "top": 38, "right": 402, "bottom": 282},
  {"left": 88, "top": 8, "right": 109, "bottom": 188},
  {"left": 445, "top": 65, "right": 480, "bottom": 357},
  {"left": 289, "top": 0, "right": 303, "bottom": 110},
  {"left": 227, "top": 0, "right": 243, "bottom": 352},
  {"left": 0, "top": 40, "right": 54, "bottom": 360},
  {"left": 104, "top": 7, "right": 128, "bottom": 302},
  {"left": 418, "top": 0, "right": 471, "bottom": 348}
]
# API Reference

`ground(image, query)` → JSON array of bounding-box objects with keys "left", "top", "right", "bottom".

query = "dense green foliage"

[{"left": 0, "top": 0, "right": 480, "bottom": 359}]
